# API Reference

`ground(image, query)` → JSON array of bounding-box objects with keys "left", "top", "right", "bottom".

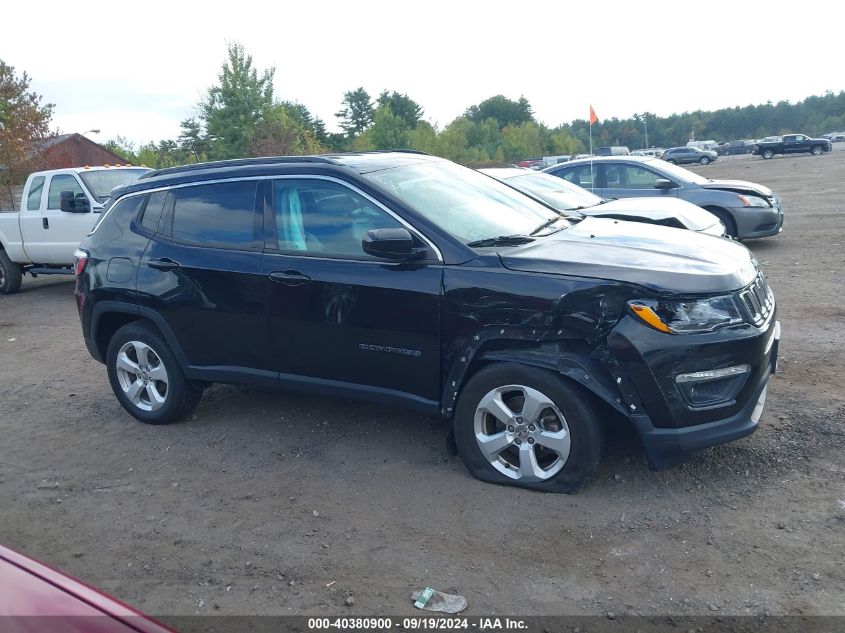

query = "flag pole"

[{"left": 589, "top": 114, "right": 593, "bottom": 193}]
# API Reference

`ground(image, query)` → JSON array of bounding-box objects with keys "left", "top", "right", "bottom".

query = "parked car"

[
  {"left": 631, "top": 148, "right": 664, "bottom": 157},
  {"left": 662, "top": 146, "right": 719, "bottom": 165},
  {"left": 480, "top": 168, "right": 725, "bottom": 236},
  {"left": 723, "top": 140, "right": 755, "bottom": 156},
  {"left": 0, "top": 543, "right": 172, "bottom": 632},
  {"left": 752, "top": 134, "right": 832, "bottom": 159},
  {"left": 594, "top": 146, "right": 630, "bottom": 156},
  {"left": 542, "top": 155, "right": 783, "bottom": 239},
  {"left": 686, "top": 140, "right": 719, "bottom": 152},
  {"left": 75, "top": 151, "right": 779, "bottom": 492},
  {"left": 0, "top": 165, "right": 151, "bottom": 294}
]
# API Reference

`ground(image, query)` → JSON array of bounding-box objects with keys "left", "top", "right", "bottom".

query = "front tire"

[
  {"left": 762, "top": 150, "right": 774, "bottom": 159},
  {"left": 812, "top": 146, "right": 823, "bottom": 156},
  {"left": 106, "top": 321, "right": 202, "bottom": 424},
  {"left": 700, "top": 157, "right": 711, "bottom": 165},
  {"left": 0, "top": 249, "right": 23, "bottom": 295},
  {"left": 453, "top": 363, "right": 602, "bottom": 492},
  {"left": 707, "top": 207, "right": 738, "bottom": 239}
]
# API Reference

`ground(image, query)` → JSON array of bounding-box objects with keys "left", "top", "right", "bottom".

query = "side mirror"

[
  {"left": 59, "top": 191, "right": 91, "bottom": 213},
  {"left": 654, "top": 178, "right": 677, "bottom": 190},
  {"left": 362, "top": 228, "right": 427, "bottom": 260}
]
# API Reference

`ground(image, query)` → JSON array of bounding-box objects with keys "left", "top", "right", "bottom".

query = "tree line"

[{"left": 3, "top": 44, "right": 845, "bottom": 188}]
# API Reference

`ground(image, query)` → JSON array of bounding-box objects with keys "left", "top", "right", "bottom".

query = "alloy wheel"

[
  {"left": 473, "top": 384, "right": 571, "bottom": 482},
  {"left": 115, "top": 340, "right": 169, "bottom": 411}
]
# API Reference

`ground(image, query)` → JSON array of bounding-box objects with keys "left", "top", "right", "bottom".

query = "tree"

[
  {"left": 353, "top": 105, "right": 410, "bottom": 151},
  {"left": 501, "top": 122, "right": 543, "bottom": 162},
  {"left": 376, "top": 91, "right": 423, "bottom": 128},
  {"left": 247, "top": 105, "right": 324, "bottom": 157},
  {"left": 0, "top": 60, "right": 53, "bottom": 203},
  {"left": 465, "top": 95, "right": 534, "bottom": 128},
  {"left": 178, "top": 118, "right": 212, "bottom": 162},
  {"left": 336, "top": 87, "right": 374, "bottom": 137},
  {"left": 200, "top": 43, "right": 275, "bottom": 159},
  {"left": 103, "top": 136, "right": 136, "bottom": 162},
  {"left": 279, "top": 102, "right": 329, "bottom": 147}
]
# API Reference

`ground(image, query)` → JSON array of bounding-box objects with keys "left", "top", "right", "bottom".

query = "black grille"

[{"left": 739, "top": 274, "right": 774, "bottom": 325}]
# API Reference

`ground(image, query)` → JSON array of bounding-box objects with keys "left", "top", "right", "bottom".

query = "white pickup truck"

[{"left": 0, "top": 165, "right": 150, "bottom": 294}]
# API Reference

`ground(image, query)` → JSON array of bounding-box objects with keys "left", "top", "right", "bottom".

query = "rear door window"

[
  {"left": 169, "top": 181, "right": 260, "bottom": 249},
  {"left": 140, "top": 191, "right": 170, "bottom": 233},
  {"left": 554, "top": 165, "right": 596, "bottom": 189},
  {"left": 27, "top": 176, "right": 45, "bottom": 210}
]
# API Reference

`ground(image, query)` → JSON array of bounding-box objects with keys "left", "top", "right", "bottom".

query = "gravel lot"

[{"left": 1, "top": 148, "right": 843, "bottom": 620}]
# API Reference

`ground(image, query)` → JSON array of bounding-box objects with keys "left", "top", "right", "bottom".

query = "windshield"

[
  {"left": 363, "top": 160, "right": 569, "bottom": 245},
  {"left": 506, "top": 172, "right": 603, "bottom": 212},
  {"left": 648, "top": 159, "right": 709, "bottom": 184},
  {"left": 79, "top": 169, "right": 150, "bottom": 202}
]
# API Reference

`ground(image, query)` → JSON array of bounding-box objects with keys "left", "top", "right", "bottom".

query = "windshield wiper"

[
  {"left": 529, "top": 215, "right": 565, "bottom": 236},
  {"left": 466, "top": 235, "right": 535, "bottom": 248}
]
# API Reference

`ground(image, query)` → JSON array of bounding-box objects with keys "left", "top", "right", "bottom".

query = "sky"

[{"left": 3, "top": 0, "right": 844, "bottom": 147}]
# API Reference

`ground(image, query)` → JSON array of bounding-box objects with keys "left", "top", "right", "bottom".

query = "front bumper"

[
  {"left": 630, "top": 355, "right": 773, "bottom": 469},
  {"left": 607, "top": 309, "right": 780, "bottom": 469},
  {"left": 731, "top": 203, "right": 784, "bottom": 239}
]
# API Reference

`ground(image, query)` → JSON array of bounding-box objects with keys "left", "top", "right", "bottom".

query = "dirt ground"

[{"left": 1, "top": 148, "right": 843, "bottom": 620}]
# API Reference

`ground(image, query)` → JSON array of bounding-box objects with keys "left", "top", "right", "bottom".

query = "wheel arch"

[
  {"left": 91, "top": 303, "right": 190, "bottom": 371},
  {"left": 443, "top": 339, "right": 630, "bottom": 421}
]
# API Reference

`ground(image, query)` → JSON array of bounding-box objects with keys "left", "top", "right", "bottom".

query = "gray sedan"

[
  {"left": 543, "top": 156, "right": 783, "bottom": 239},
  {"left": 480, "top": 168, "right": 725, "bottom": 236}
]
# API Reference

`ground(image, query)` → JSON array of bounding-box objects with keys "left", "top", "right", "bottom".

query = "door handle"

[
  {"left": 148, "top": 258, "right": 180, "bottom": 271},
  {"left": 43, "top": 218, "right": 49, "bottom": 229},
  {"left": 268, "top": 270, "right": 311, "bottom": 286}
]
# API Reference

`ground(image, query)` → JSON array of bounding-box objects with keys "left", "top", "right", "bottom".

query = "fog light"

[{"left": 675, "top": 364, "right": 750, "bottom": 409}]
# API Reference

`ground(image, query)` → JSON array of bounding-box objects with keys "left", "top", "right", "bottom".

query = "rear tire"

[
  {"left": 812, "top": 145, "right": 823, "bottom": 156},
  {"left": 106, "top": 321, "right": 202, "bottom": 425},
  {"left": 762, "top": 150, "right": 774, "bottom": 159},
  {"left": 0, "top": 249, "right": 23, "bottom": 295},
  {"left": 453, "top": 363, "right": 602, "bottom": 493}
]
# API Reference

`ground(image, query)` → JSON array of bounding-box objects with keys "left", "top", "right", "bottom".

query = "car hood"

[
  {"left": 699, "top": 179, "right": 773, "bottom": 197},
  {"left": 584, "top": 197, "right": 720, "bottom": 231},
  {"left": 499, "top": 217, "right": 758, "bottom": 294}
]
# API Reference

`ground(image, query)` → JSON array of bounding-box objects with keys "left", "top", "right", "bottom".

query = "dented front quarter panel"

[{"left": 440, "top": 255, "right": 642, "bottom": 417}]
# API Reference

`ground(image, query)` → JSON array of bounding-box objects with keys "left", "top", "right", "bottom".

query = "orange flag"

[{"left": 589, "top": 105, "right": 598, "bottom": 126}]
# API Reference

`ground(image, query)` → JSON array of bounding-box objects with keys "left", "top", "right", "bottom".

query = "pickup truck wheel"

[
  {"left": 762, "top": 150, "right": 774, "bottom": 159},
  {"left": 453, "top": 363, "right": 602, "bottom": 492},
  {"left": 0, "top": 249, "right": 23, "bottom": 295},
  {"left": 812, "top": 146, "right": 823, "bottom": 156},
  {"left": 699, "top": 157, "right": 711, "bottom": 165},
  {"left": 106, "top": 322, "right": 202, "bottom": 425}
]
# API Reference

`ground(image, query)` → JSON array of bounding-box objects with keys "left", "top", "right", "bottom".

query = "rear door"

[
  {"left": 139, "top": 179, "right": 270, "bottom": 374},
  {"left": 601, "top": 161, "right": 677, "bottom": 199},
  {"left": 18, "top": 175, "right": 46, "bottom": 262},
  {"left": 262, "top": 176, "right": 443, "bottom": 402},
  {"left": 547, "top": 164, "right": 600, "bottom": 194}
]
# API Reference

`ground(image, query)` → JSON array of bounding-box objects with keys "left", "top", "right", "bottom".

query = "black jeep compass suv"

[{"left": 74, "top": 151, "right": 779, "bottom": 492}]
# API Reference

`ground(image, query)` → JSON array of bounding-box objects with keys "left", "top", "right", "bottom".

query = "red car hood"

[{"left": 0, "top": 544, "right": 173, "bottom": 633}]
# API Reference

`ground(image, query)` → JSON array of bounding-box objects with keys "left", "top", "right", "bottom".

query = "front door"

[
  {"left": 262, "top": 177, "right": 442, "bottom": 402},
  {"left": 36, "top": 173, "right": 100, "bottom": 264}
]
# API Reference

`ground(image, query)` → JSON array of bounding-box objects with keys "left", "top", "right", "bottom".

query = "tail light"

[{"left": 73, "top": 249, "right": 89, "bottom": 276}]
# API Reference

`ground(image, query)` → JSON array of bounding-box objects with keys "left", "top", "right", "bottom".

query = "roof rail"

[{"left": 139, "top": 155, "right": 339, "bottom": 179}]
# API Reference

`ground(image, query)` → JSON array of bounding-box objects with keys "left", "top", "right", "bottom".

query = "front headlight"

[
  {"left": 628, "top": 296, "right": 743, "bottom": 334},
  {"left": 737, "top": 194, "right": 770, "bottom": 208}
]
